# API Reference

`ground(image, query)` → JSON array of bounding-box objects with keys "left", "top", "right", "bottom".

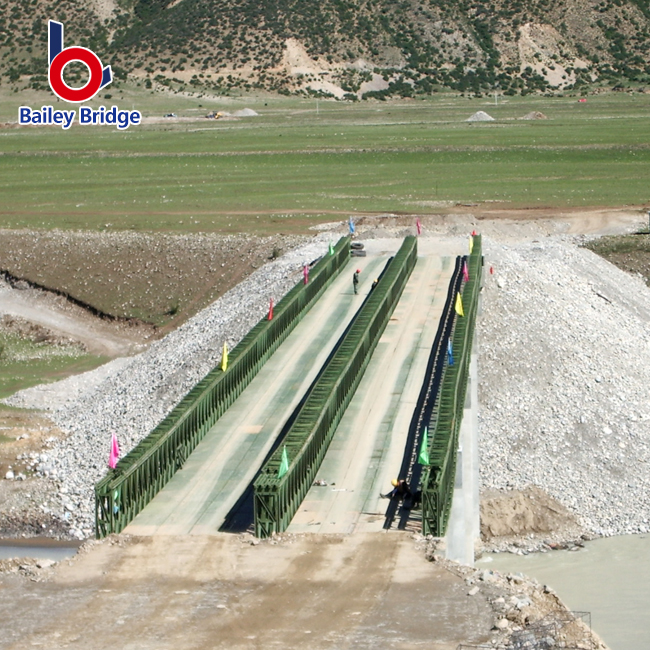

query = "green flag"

[
  {"left": 328, "top": 241, "right": 334, "bottom": 255},
  {"left": 418, "top": 427, "right": 430, "bottom": 465},
  {"left": 278, "top": 445, "right": 289, "bottom": 478}
]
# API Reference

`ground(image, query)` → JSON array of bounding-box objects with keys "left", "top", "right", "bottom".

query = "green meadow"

[
  {"left": 1, "top": 90, "right": 650, "bottom": 233},
  {"left": 0, "top": 331, "right": 106, "bottom": 399}
]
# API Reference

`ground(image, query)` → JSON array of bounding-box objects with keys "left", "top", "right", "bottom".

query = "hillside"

[{"left": 1, "top": 0, "right": 650, "bottom": 98}]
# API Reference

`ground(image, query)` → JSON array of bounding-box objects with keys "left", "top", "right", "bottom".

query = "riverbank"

[{"left": 481, "top": 533, "right": 650, "bottom": 650}]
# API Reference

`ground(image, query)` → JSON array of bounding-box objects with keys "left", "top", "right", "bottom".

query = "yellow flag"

[
  {"left": 221, "top": 342, "right": 229, "bottom": 371},
  {"left": 469, "top": 236, "right": 474, "bottom": 254},
  {"left": 455, "top": 292, "right": 464, "bottom": 317}
]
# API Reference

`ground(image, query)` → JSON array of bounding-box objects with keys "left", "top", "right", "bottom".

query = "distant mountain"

[{"left": 2, "top": 0, "right": 650, "bottom": 98}]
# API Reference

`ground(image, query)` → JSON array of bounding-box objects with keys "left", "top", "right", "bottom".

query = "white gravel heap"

[
  {"left": 5, "top": 235, "right": 335, "bottom": 538},
  {"left": 467, "top": 111, "right": 495, "bottom": 122},
  {"left": 479, "top": 237, "right": 650, "bottom": 537}
]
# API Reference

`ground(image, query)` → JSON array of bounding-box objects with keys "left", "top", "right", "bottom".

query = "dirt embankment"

[
  {"left": 0, "top": 533, "right": 609, "bottom": 650},
  {"left": 479, "top": 487, "right": 590, "bottom": 553},
  {"left": 0, "top": 229, "right": 308, "bottom": 331}
]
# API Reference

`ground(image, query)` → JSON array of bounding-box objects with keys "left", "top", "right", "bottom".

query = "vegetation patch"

[
  {"left": 584, "top": 232, "right": 650, "bottom": 286},
  {"left": 0, "top": 317, "right": 104, "bottom": 400}
]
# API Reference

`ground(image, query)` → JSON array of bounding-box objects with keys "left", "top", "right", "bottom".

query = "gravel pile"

[
  {"left": 4, "top": 234, "right": 335, "bottom": 538},
  {"left": 479, "top": 237, "right": 650, "bottom": 537},
  {"left": 467, "top": 111, "right": 495, "bottom": 122}
]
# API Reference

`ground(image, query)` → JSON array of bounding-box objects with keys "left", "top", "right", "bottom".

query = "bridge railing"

[
  {"left": 421, "top": 234, "right": 482, "bottom": 536},
  {"left": 253, "top": 236, "right": 418, "bottom": 538},
  {"left": 94, "top": 237, "right": 350, "bottom": 538}
]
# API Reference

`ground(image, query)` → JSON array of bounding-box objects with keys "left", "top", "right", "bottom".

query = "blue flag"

[
  {"left": 348, "top": 217, "right": 355, "bottom": 234},
  {"left": 447, "top": 339, "right": 454, "bottom": 366}
]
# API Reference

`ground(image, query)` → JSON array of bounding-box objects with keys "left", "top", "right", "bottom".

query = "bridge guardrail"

[
  {"left": 421, "top": 234, "right": 482, "bottom": 536},
  {"left": 382, "top": 255, "right": 463, "bottom": 530},
  {"left": 253, "top": 236, "right": 418, "bottom": 538},
  {"left": 94, "top": 236, "right": 350, "bottom": 538}
]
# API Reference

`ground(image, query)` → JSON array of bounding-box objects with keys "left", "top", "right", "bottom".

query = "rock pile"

[
  {"left": 521, "top": 111, "right": 548, "bottom": 120},
  {"left": 467, "top": 110, "right": 495, "bottom": 122},
  {"left": 479, "top": 238, "right": 650, "bottom": 537},
  {"left": 424, "top": 537, "right": 608, "bottom": 649}
]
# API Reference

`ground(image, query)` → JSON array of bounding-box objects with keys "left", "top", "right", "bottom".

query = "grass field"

[
  {"left": 1, "top": 89, "right": 649, "bottom": 233},
  {"left": 0, "top": 329, "right": 106, "bottom": 399}
]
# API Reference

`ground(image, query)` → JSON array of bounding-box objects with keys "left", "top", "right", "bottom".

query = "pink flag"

[
  {"left": 109, "top": 432, "right": 120, "bottom": 469},
  {"left": 416, "top": 218, "right": 422, "bottom": 236},
  {"left": 268, "top": 297, "right": 274, "bottom": 320},
  {"left": 463, "top": 260, "right": 469, "bottom": 282},
  {"left": 303, "top": 264, "right": 309, "bottom": 285}
]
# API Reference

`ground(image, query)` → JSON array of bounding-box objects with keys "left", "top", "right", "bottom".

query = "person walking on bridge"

[{"left": 353, "top": 269, "right": 360, "bottom": 294}]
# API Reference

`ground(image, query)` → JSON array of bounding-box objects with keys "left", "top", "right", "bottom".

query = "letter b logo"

[{"left": 48, "top": 20, "right": 112, "bottom": 103}]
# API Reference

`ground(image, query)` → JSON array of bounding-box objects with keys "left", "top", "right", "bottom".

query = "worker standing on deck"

[{"left": 353, "top": 269, "right": 360, "bottom": 294}]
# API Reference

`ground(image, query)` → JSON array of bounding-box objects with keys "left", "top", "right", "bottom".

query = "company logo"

[
  {"left": 48, "top": 20, "right": 112, "bottom": 103},
  {"left": 18, "top": 20, "right": 141, "bottom": 130}
]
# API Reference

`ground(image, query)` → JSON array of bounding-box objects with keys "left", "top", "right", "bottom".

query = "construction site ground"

[{"left": 0, "top": 533, "right": 496, "bottom": 650}]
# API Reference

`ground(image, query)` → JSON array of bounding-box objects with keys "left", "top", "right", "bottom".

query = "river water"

[
  {"left": 477, "top": 534, "right": 650, "bottom": 650},
  {"left": 0, "top": 539, "right": 79, "bottom": 561}
]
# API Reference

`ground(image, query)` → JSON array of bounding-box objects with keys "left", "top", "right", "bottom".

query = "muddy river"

[
  {"left": 0, "top": 538, "right": 79, "bottom": 561},
  {"left": 478, "top": 534, "right": 650, "bottom": 650}
]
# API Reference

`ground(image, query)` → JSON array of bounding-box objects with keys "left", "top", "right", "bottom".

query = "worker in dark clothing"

[
  {"left": 353, "top": 269, "right": 360, "bottom": 294},
  {"left": 381, "top": 479, "right": 421, "bottom": 509},
  {"left": 381, "top": 478, "right": 411, "bottom": 500},
  {"left": 371, "top": 278, "right": 379, "bottom": 291}
]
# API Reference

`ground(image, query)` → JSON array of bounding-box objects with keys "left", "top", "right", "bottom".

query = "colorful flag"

[
  {"left": 463, "top": 260, "right": 469, "bottom": 282},
  {"left": 278, "top": 445, "right": 289, "bottom": 478},
  {"left": 418, "top": 427, "right": 430, "bottom": 465},
  {"left": 268, "top": 297, "right": 274, "bottom": 321},
  {"left": 328, "top": 241, "right": 334, "bottom": 256},
  {"left": 221, "top": 341, "right": 229, "bottom": 371},
  {"left": 303, "top": 264, "right": 309, "bottom": 284},
  {"left": 348, "top": 217, "right": 355, "bottom": 234},
  {"left": 416, "top": 218, "right": 422, "bottom": 236},
  {"left": 455, "top": 292, "right": 464, "bottom": 317},
  {"left": 469, "top": 236, "right": 474, "bottom": 255},
  {"left": 108, "top": 432, "right": 120, "bottom": 469},
  {"left": 447, "top": 339, "right": 454, "bottom": 366}
]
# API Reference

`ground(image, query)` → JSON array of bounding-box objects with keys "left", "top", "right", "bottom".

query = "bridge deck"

[
  {"left": 125, "top": 255, "right": 387, "bottom": 535},
  {"left": 126, "top": 238, "right": 465, "bottom": 537},
  {"left": 287, "top": 248, "right": 455, "bottom": 535}
]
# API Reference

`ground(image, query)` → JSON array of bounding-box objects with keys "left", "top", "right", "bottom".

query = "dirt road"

[
  {"left": 0, "top": 534, "right": 494, "bottom": 650},
  {"left": 0, "top": 281, "right": 148, "bottom": 357}
]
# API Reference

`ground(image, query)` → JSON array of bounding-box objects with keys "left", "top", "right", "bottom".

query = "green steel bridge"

[{"left": 96, "top": 235, "right": 482, "bottom": 541}]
